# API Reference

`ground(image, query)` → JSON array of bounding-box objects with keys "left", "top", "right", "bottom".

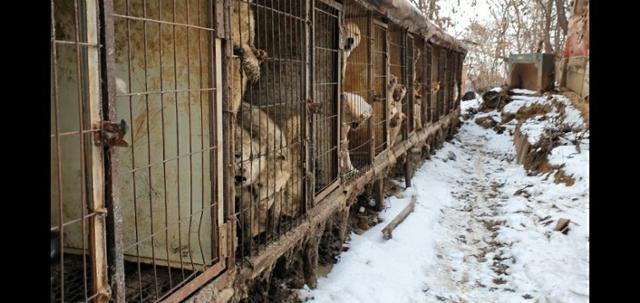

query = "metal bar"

[
  {"left": 185, "top": 0, "right": 198, "bottom": 272},
  {"left": 116, "top": 87, "right": 216, "bottom": 98},
  {"left": 140, "top": 1, "right": 161, "bottom": 298},
  {"left": 50, "top": 1, "right": 66, "bottom": 301},
  {"left": 50, "top": 129, "right": 100, "bottom": 138},
  {"left": 54, "top": 39, "right": 100, "bottom": 46},
  {"left": 157, "top": 0, "right": 174, "bottom": 290},
  {"left": 112, "top": 13, "right": 216, "bottom": 31},
  {"left": 100, "top": 0, "right": 126, "bottom": 301},
  {"left": 384, "top": 23, "right": 389, "bottom": 154},
  {"left": 173, "top": 0, "right": 187, "bottom": 279},
  {"left": 310, "top": 0, "right": 317, "bottom": 198},
  {"left": 122, "top": 0, "right": 146, "bottom": 301},
  {"left": 71, "top": 1, "right": 90, "bottom": 300}
]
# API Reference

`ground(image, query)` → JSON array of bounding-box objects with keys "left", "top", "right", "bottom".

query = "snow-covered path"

[{"left": 300, "top": 111, "right": 589, "bottom": 303}]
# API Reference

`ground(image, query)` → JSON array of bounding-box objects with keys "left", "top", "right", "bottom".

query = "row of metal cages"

[{"left": 50, "top": 0, "right": 463, "bottom": 302}]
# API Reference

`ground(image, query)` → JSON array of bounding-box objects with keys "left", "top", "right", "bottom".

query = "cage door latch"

[{"left": 95, "top": 119, "right": 129, "bottom": 148}]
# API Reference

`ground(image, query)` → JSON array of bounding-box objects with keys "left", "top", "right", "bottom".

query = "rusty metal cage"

[
  {"left": 109, "top": 0, "right": 224, "bottom": 301},
  {"left": 446, "top": 49, "right": 454, "bottom": 115},
  {"left": 51, "top": 1, "right": 466, "bottom": 301},
  {"left": 413, "top": 37, "right": 425, "bottom": 129},
  {"left": 342, "top": 0, "right": 373, "bottom": 179},
  {"left": 388, "top": 25, "right": 407, "bottom": 147},
  {"left": 312, "top": 0, "right": 341, "bottom": 199},
  {"left": 371, "top": 21, "right": 389, "bottom": 156},
  {"left": 233, "top": 0, "right": 309, "bottom": 260},
  {"left": 51, "top": 0, "right": 109, "bottom": 302},
  {"left": 434, "top": 45, "right": 445, "bottom": 119},
  {"left": 405, "top": 34, "right": 415, "bottom": 135},
  {"left": 424, "top": 41, "right": 433, "bottom": 126}
]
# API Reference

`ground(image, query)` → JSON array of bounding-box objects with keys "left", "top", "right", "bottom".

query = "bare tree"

[
  {"left": 535, "top": 0, "right": 554, "bottom": 53},
  {"left": 555, "top": 0, "right": 568, "bottom": 35}
]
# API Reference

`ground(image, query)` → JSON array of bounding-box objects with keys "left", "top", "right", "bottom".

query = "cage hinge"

[{"left": 95, "top": 119, "right": 129, "bottom": 148}]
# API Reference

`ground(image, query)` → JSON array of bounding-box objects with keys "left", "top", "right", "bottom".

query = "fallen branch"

[{"left": 382, "top": 194, "right": 417, "bottom": 240}]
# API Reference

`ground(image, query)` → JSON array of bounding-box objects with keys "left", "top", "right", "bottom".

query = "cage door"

[
  {"left": 313, "top": 0, "right": 341, "bottom": 198},
  {"left": 50, "top": 0, "right": 109, "bottom": 301}
]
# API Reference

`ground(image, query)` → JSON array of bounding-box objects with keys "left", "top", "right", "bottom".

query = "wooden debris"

[
  {"left": 382, "top": 194, "right": 417, "bottom": 240},
  {"left": 554, "top": 218, "right": 571, "bottom": 234}
]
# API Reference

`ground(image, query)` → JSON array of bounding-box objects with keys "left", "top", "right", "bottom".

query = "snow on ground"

[
  {"left": 511, "top": 88, "right": 537, "bottom": 95},
  {"left": 300, "top": 96, "right": 589, "bottom": 303},
  {"left": 553, "top": 95, "right": 586, "bottom": 129},
  {"left": 510, "top": 93, "right": 588, "bottom": 146},
  {"left": 461, "top": 93, "right": 483, "bottom": 114},
  {"left": 502, "top": 94, "right": 548, "bottom": 114}
]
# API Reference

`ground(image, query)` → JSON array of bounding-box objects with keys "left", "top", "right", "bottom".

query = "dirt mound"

[{"left": 480, "top": 88, "right": 509, "bottom": 111}]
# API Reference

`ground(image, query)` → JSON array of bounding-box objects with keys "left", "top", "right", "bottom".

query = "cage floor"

[
  {"left": 50, "top": 254, "right": 196, "bottom": 303},
  {"left": 51, "top": 254, "right": 94, "bottom": 303},
  {"left": 124, "top": 261, "right": 194, "bottom": 303}
]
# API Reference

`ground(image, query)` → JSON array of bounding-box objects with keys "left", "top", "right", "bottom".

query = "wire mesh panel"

[
  {"left": 372, "top": 21, "right": 388, "bottom": 156},
  {"left": 424, "top": 42, "right": 432, "bottom": 125},
  {"left": 110, "top": 0, "right": 222, "bottom": 301},
  {"left": 413, "top": 37, "right": 425, "bottom": 129},
  {"left": 342, "top": 0, "right": 372, "bottom": 178},
  {"left": 406, "top": 34, "right": 415, "bottom": 135},
  {"left": 51, "top": 0, "right": 109, "bottom": 302},
  {"left": 388, "top": 26, "right": 406, "bottom": 147},
  {"left": 434, "top": 45, "right": 444, "bottom": 119},
  {"left": 234, "top": 0, "right": 309, "bottom": 260},
  {"left": 313, "top": 0, "right": 340, "bottom": 196}
]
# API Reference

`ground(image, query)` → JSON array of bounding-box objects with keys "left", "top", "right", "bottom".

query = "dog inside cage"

[
  {"left": 233, "top": 0, "right": 307, "bottom": 258},
  {"left": 341, "top": 2, "right": 371, "bottom": 178},
  {"left": 51, "top": 0, "right": 467, "bottom": 302},
  {"left": 413, "top": 38, "right": 424, "bottom": 130},
  {"left": 431, "top": 45, "right": 442, "bottom": 120},
  {"left": 387, "top": 25, "right": 408, "bottom": 146}
]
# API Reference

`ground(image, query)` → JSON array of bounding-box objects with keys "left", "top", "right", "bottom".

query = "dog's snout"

[{"left": 345, "top": 37, "right": 354, "bottom": 50}]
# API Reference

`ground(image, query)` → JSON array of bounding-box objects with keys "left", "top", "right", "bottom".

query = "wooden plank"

[
  {"left": 86, "top": 0, "right": 109, "bottom": 301},
  {"left": 215, "top": 38, "right": 225, "bottom": 230},
  {"left": 382, "top": 194, "right": 416, "bottom": 240},
  {"left": 160, "top": 260, "right": 226, "bottom": 303}
]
